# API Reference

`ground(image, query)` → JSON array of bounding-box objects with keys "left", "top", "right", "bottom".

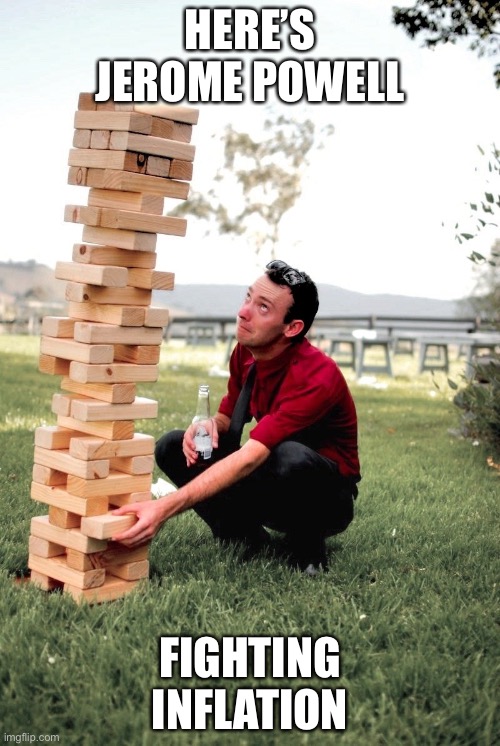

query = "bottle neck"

[{"left": 194, "top": 386, "right": 210, "bottom": 419}]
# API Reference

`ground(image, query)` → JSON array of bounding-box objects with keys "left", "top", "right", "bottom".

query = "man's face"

[{"left": 236, "top": 274, "right": 297, "bottom": 353}]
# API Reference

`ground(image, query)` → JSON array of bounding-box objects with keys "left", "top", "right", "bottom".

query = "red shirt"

[{"left": 218, "top": 339, "right": 360, "bottom": 478}]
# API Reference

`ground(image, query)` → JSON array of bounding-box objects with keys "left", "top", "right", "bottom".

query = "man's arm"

[{"left": 111, "top": 437, "right": 270, "bottom": 547}]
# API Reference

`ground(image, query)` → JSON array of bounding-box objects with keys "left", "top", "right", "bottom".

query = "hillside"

[
  {"left": 156, "top": 284, "right": 463, "bottom": 319},
  {"left": 0, "top": 260, "right": 465, "bottom": 319},
  {"left": 0, "top": 261, "right": 66, "bottom": 302}
]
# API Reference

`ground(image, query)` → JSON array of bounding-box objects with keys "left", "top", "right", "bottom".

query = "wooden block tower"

[{"left": 27, "top": 93, "right": 199, "bottom": 603}]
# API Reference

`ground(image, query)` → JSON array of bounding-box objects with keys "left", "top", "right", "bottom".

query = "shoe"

[
  {"left": 287, "top": 534, "right": 328, "bottom": 574},
  {"left": 302, "top": 562, "right": 325, "bottom": 577}
]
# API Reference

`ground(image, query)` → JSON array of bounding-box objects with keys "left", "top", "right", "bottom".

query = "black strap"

[{"left": 225, "top": 362, "right": 256, "bottom": 451}]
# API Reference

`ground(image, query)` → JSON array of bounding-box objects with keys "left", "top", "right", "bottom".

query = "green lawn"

[{"left": 0, "top": 335, "right": 498, "bottom": 745}]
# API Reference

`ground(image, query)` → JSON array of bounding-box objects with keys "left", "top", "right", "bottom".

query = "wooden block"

[
  {"left": 69, "top": 433, "right": 155, "bottom": 460},
  {"left": 72, "top": 243, "right": 157, "bottom": 269},
  {"left": 82, "top": 225, "right": 157, "bottom": 252},
  {"left": 41, "top": 317, "right": 76, "bottom": 338},
  {"left": 31, "top": 482, "right": 108, "bottom": 516},
  {"left": 144, "top": 307, "right": 169, "bottom": 328},
  {"left": 68, "top": 165, "right": 88, "bottom": 186},
  {"left": 38, "top": 354, "right": 71, "bottom": 376},
  {"left": 78, "top": 92, "right": 97, "bottom": 110},
  {"left": 29, "top": 535, "right": 65, "bottom": 558},
  {"left": 61, "top": 376, "right": 136, "bottom": 404},
  {"left": 78, "top": 96, "right": 199, "bottom": 124},
  {"left": 68, "top": 148, "right": 148, "bottom": 173},
  {"left": 88, "top": 188, "right": 164, "bottom": 215},
  {"left": 68, "top": 301, "right": 146, "bottom": 327},
  {"left": 64, "top": 204, "right": 101, "bottom": 228},
  {"left": 73, "top": 129, "right": 91, "bottom": 148},
  {"left": 150, "top": 118, "right": 192, "bottom": 142},
  {"left": 70, "top": 396, "right": 158, "bottom": 423},
  {"left": 113, "top": 344, "right": 161, "bottom": 365},
  {"left": 110, "top": 131, "right": 195, "bottom": 162},
  {"left": 80, "top": 512, "right": 137, "bottom": 540},
  {"left": 66, "top": 472, "right": 152, "bottom": 499},
  {"left": 30, "top": 569, "right": 63, "bottom": 591},
  {"left": 51, "top": 392, "right": 81, "bottom": 417},
  {"left": 57, "top": 415, "right": 135, "bottom": 440},
  {"left": 169, "top": 159, "right": 194, "bottom": 181},
  {"left": 145, "top": 156, "right": 171, "bottom": 178},
  {"left": 133, "top": 102, "right": 199, "bottom": 125},
  {"left": 109, "top": 491, "right": 152, "bottom": 507},
  {"left": 53, "top": 393, "right": 104, "bottom": 419},
  {"left": 35, "top": 425, "right": 85, "bottom": 450},
  {"left": 69, "top": 361, "right": 159, "bottom": 384},
  {"left": 74, "top": 110, "right": 154, "bottom": 134},
  {"left": 64, "top": 575, "right": 141, "bottom": 603},
  {"left": 108, "top": 559, "right": 149, "bottom": 581},
  {"left": 90, "top": 130, "right": 111, "bottom": 149},
  {"left": 28, "top": 554, "right": 105, "bottom": 590},
  {"left": 96, "top": 207, "right": 187, "bottom": 235},
  {"left": 31, "top": 514, "right": 107, "bottom": 553},
  {"left": 73, "top": 322, "right": 163, "bottom": 346},
  {"left": 55, "top": 261, "right": 128, "bottom": 287},
  {"left": 73, "top": 167, "right": 190, "bottom": 199},
  {"left": 66, "top": 543, "right": 148, "bottom": 571},
  {"left": 65, "top": 281, "right": 152, "bottom": 306},
  {"left": 34, "top": 446, "right": 110, "bottom": 479},
  {"left": 48, "top": 506, "right": 81, "bottom": 529},
  {"left": 128, "top": 269, "right": 175, "bottom": 290},
  {"left": 32, "top": 463, "right": 66, "bottom": 486},
  {"left": 111, "top": 454, "right": 155, "bottom": 475},
  {"left": 40, "top": 337, "right": 114, "bottom": 364}
]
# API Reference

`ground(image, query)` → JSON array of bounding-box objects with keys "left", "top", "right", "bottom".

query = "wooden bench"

[
  {"left": 326, "top": 331, "right": 393, "bottom": 377},
  {"left": 461, "top": 334, "right": 500, "bottom": 378},
  {"left": 391, "top": 331, "right": 417, "bottom": 356},
  {"left": 418, "top": 334, "right": 500, "bottom": 375},
  {"left": 328, "top": 333, "right": 356, "bottom": 370},
  {"left": 418, "top": 338, "right": 450, "bottom": 373},
  {"left": 354, "top": 334, "right": 393, "bottom": 377},
  {"left": 186, "top": 323, "right": 217, "bottom": 346}
]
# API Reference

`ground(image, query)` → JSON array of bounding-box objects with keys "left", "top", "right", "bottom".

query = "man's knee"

[
  {"left": 155, "top": 429, "right": 184, "bottom": 472},
  {"left": 269, "top": 441, "right": 322, "bottom": 479}
]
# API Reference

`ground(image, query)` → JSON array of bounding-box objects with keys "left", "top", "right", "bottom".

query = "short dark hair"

[{"left": 265, "top": 261, "right": 319, "bottom": 341}]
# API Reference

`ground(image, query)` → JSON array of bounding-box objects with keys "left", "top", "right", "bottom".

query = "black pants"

[{"left": 155, "top": 430, "right": 356, "bottom": 542}]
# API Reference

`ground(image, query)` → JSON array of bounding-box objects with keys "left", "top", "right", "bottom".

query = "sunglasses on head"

[{"left": 266, "top": 260, "right": 306, "bottom": 286}]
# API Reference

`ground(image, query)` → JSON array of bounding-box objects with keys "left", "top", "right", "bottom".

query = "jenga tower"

[{"left": 27, "top": 93, "right": 199, "bottom": 603}]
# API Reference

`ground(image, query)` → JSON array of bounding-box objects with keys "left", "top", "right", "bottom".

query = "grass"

[{"left": 0, "top": 334, "right": 498, "bottom": 745}]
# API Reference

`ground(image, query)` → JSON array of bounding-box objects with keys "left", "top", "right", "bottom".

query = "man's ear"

[{"left": 284, "top": 319, "right": 305, "bottom": 339}]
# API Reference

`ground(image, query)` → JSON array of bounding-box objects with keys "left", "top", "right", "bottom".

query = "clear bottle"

[{"left": 192, "top": 384, "right": 213, "bottom": 460}]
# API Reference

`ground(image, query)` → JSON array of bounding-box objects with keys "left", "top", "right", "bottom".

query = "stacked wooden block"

[{"left": 28, "top": 93, "right": 199, "bottom": 603}]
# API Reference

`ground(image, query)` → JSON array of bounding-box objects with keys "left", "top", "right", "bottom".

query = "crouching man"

[{"left": 113, "top": 260, "right": 361, "bottom": 575}]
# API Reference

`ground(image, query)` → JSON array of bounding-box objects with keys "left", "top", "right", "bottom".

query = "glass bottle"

[{"left": 192, "top": 384, "right": 213, "bottom": 460}]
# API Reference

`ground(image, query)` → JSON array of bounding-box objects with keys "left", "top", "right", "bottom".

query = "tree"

[
  {"left": 462, "top": 239, "right": 500, "bottom": 323},
  {"left": 392, "top": 1, "right": 500, "bottom": 87},
  {"left": 454, "top": 144, "right": 500, "bottom": 326},
  {"left": 173, "top": 111, "right": 334, "bottom": 266},
  {"left": 455, "top": 143, "right": 500, "bottom": 253}
]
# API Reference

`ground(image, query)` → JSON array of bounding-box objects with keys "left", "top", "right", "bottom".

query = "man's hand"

[
  {"left": 111, "top": 494, "right": 183, "bottom": 547},
  {"left": 183, "top": 417, "right": 220, "bottom": 466}
]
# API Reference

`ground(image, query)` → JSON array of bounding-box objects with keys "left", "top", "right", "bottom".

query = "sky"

[{"left": 0, "top": 0, "right": 499, "bottom": 300}]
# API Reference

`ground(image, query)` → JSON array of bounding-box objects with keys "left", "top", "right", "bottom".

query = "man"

[{"left": 113, "top": 260, "right": 361, "bottom": 575}]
